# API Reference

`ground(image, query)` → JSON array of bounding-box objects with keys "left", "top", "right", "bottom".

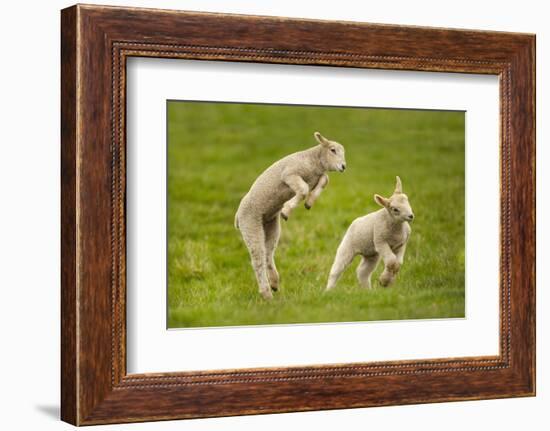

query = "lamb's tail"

[{"left": 234, "top": 212, "right": 240, "bottom": 230}]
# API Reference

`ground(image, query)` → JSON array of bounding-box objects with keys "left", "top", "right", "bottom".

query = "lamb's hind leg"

[
  {"left": 264, "top": 215, "right": 281, "bottom": 292},
  {"left": 239, "top": 216, "right": 273, "bottom": 300},
  {"left": 326, "top": 241, "right": 355, "bottom": 291},
  {"left": 356, "top": 255, "right": 380, "bottom": 289}
]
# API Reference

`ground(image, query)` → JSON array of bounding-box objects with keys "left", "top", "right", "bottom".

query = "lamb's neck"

[
  {"left": 310, "top": 145, "right": 328, "bottom": 174},
  {"left": 382, "top": 213, "right": 406, "bottom": 232}
]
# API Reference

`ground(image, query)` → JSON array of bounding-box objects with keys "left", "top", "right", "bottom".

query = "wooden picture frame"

[{"left": 61, "top": 4, "right": 535, "bottom": 425}]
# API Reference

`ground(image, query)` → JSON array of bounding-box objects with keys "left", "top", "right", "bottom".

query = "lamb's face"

[
  {"left": 387, "top": 193, "right": 414, "bottom": 222},
  {"left": 313, "top": 132, "right": 346, "bottom": 172},
  {"left": 323, "top": 141, "right": 346, "bottom": 172},
  {"left": 374, "top": 176, "right": 415, "bottom": 222}
]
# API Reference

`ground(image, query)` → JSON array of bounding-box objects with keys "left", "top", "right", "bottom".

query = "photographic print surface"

[{"left": 167, "top": 101, "right": 465, "bottom": 328}]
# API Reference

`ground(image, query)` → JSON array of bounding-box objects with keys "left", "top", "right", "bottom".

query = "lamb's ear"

[
  {"left": 314, "top": 131, "right": 330, "bottom": 147},
  {"left": 394, "top": 176, "right": 402, "bottom": 194},
  {"left": 374, "top": 194, "right": 389, "bottom": 208}
]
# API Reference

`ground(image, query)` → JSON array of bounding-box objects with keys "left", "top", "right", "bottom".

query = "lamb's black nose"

[
  {"left": 408, "top": 214, "right": 414, "bottom": 221},
  {"left": 341, "top": 164, "right": 346, "bottom": 171}
]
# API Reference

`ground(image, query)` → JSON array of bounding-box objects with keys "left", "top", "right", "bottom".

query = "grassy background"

[{"left": 167, "top": 101, "right": 465, "bottom": 328}]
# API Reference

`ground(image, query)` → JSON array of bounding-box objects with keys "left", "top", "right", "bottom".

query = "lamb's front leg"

[
  {"left": 375, "top": 241, "right": 399, "bottom": 287},
  {"left": 394, "top": 243, "right": 407, "bottom": 267},
  {"left": 305, "top": 174, "right": 329, "bottom": 210},
  {"left": 281, "top": 174, "right": 309, "bottom": 221}
]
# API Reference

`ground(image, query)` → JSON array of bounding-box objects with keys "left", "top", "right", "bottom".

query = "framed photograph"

[{"left": 61, "top": 4, "right": 535, "bottom": 425}]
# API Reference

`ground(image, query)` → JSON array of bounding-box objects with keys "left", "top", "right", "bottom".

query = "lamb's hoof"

[
  {"left": 260, "top": 289, "right": 273, "bottom": 300},
  {"left": 379, "top": 274, "right": 392, "bottom": 287},
  {"left": 270, "top": 285, "right": 279, "bottom": 292},
  {"left": 387, "top": 261, "right": 401, "bottom": 274},
  {"left": 304, "top": 202, "right": 312, "bottom": 210},
  {"left": 281, "top": 212, "right": 289, "bottom": 221}
]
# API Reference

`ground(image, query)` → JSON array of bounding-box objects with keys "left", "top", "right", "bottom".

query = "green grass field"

[{"left": 167, "top": 101, "right": 465, "bottom": 328}]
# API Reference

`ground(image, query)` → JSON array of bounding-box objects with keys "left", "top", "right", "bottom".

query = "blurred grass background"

[{"left": 167, "top": 101, "right": 465, "bottom": 328}]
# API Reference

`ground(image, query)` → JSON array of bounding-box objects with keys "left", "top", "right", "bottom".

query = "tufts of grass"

[{"left": 167, "top": 102, "right": 465, "bottom": 328}]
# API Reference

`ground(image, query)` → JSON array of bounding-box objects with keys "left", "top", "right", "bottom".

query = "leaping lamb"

[
  {"left": 326, "top": 176, "right": 414, "bottom": 291},
  {"left": 235, "top": 132, "right": 346, "bottom": 300}
]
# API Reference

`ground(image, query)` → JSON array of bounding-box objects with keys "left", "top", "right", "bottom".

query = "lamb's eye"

[
  {"left": 392, "top": 207, "right": 399, "bottom": 213},
  {"left": 330, "top": 148, "right": 337, "bottom": 154}
]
